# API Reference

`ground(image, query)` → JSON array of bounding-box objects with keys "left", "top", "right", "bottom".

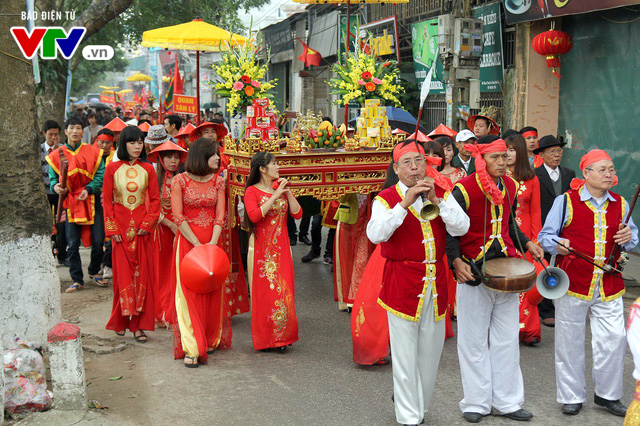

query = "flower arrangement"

[
  {"left": 328, "top": 43, "right": 403, "bottom": 107},
  {"left": 213, "top": 37, "right": 277, "bottom": 114}
]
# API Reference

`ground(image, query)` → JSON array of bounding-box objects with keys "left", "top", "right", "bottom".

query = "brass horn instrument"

[
  {"left": 419, "top": 177, "right": 440, "bottom": 221},
  {"left": 420, "top": 195, "right": 440, "bottom": 221}
]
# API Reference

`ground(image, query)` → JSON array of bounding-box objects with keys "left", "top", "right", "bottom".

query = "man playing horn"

[{"left": 367, "top": 139, "right": 469, "bottom": 425}]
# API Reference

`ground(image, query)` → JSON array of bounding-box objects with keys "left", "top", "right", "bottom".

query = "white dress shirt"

[
  {"left": 458, "top": 154, "right": 471, "bottom": 172},
  {"left": 367, "top": 181, "right": 470, "bottom": 244},
  {"left": 544, "top": 163, "right": 560, "bottom": 182}
]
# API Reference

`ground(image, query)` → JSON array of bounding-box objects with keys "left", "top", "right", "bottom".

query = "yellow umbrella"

[
  {"left": 141, "top": 18, "right": 246, "bottom": 52},
  {"left": 99, "top": 85, "right": 119, "bottom": 90},
  {"left": 141, "top": 18, "right": 247, "bottom": 124},
  {"left": 126, "top": 72, "right": 153, "bottom": 82}
]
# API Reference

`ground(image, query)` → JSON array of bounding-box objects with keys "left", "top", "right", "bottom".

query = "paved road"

[{"left": 48, "top": 231, "right": 640, "bottom": 425}]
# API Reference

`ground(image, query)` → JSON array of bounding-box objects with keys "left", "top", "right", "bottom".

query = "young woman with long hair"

[
  {"left": 505, "top": 133, "right": 544, "bottom": 346},
  {"left": 104, "top": 126, "right": 160, "bottom": 343},
  {"left": 244, "top": 152, "right": 302, "bottom": 351},
  {"left": 435, "top": 136, "right": 466, "bottom": 183},
  {"left": 169, "top": 138, "right": 227, "bottom": 367}
]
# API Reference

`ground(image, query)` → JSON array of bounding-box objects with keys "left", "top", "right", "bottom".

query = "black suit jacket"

[
  {"left": 451, "top": 155, "right": 476, "bottom": 174},
  {"left": 535, "top": 164, "right": 576, "bottom": 225}
]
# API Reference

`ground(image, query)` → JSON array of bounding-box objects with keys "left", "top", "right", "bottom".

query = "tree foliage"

[{"left": 35, "top": 0, "right": 270, "bottom": 100}]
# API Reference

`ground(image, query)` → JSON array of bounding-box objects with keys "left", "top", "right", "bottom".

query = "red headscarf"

[
  {"left": 394, "top": 142, "right": 452, "bottom": 192},
  {"left": 393, "top": 141, "right": 425, "bottom": 163},
  {"left": 424, "top": 156, "right": 453, "bottom": 192},
  {"left": 94, "top": 134, "right": 114, "bottom": 143},
  {"left": 464, "top": 138, "right": 508, "bottom": 205},
  {"left": 570, "top": 149, "right": 618, "bottom": 190}
]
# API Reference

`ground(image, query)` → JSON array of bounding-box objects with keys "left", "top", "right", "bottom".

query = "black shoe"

[
  {"left": 501, "top": 408, "right": 533, "bottom": 421},
  {"left": 541, "top": 318, "right": 555, "bottom": 327},
  {"left": 301, "top": 250, "right": 320, "bottom": 263},
  {"left": 561, "top": 403, "right": 582, "bottom": 415},
  {"left": 323, "top": 256, "right": 333, "bottom": 265},
  {"left": 299, "top": 235, "right": 312, "bottom": 245},
  {"left": 594, "top": 394, "right": 627, "bottom": 417},
  {"left": 289, "top": 238, "right": 297, "bottom": 246},
  {"left": 463, "top": 412, "right": 484, "bottom": 423},
  {"left": 524, "top": 338, "right": 540, "bottom": 347}
]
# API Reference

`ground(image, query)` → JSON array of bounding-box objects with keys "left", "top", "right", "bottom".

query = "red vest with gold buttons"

[
  {"left": 375, "top": 184, "right": 448, "bottom": 322},
  {"left": 557, "top": 187, "right": 626, "bottom": 301},
  {"left": 455, "top": 173, "right": 519, "bottom": 262}
]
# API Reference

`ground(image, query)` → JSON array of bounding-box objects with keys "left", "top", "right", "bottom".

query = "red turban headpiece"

[
  {"left": 464, "top": 139, "right": 508, "bottom": 205},
  {"left": 393, "top": 141, "right": 425, "bottom": 163},
  {"left": 570, "top": 149, "right": 618, "bottom": 190}
]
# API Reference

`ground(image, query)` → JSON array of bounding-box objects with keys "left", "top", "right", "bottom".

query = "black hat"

[
  {"left": 501, "top": 129, "right": 520, "bottom": 139},
  {"left": 533, "top": 135, "right": 565, "bottom": 154}
]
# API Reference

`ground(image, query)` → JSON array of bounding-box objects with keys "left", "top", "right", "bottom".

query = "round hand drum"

[
  {"left": 482, "top": 257, "right": 537, "bottom": 293},
  {"left": 180, "top": 245, "right": 230, "bottom": 294}
]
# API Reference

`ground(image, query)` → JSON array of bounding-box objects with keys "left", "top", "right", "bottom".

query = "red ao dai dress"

[
  {"left": 244, "top": 186, "right": 302, "bottom": 350},
  {"left": 508, "top": 172, "right": 544, "bottom": 344},
  {"left": 169, "top": 173, "right": 227, "bottom": 363},
  {"left": 104, "top": 160, "right": 160, "bottom": 333}
]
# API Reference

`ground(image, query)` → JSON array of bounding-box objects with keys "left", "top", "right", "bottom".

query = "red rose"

[
  {"left": 241, "top": 75, "right": 251, "bottom": 84},
  {"left": 361, "top": 71, "right": 372, "bottom": 80}
]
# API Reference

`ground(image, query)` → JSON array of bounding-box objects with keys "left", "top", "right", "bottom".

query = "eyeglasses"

[
  {"left": 398, "top": 157, "right": 426, "bottom": 168},
  {"left": 585, "top": 167, "right": 617, "bottom": 176},
  {"left": 545, "top": 148, "right": 563, "bottom": 155}
]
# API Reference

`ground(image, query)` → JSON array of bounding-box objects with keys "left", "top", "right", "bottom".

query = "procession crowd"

[{"left": 40, "top": 107, "right": 640, "bottom": 425}]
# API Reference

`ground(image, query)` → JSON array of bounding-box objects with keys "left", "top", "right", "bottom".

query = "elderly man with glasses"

[
  {"left": 534, "top": 135, "right": 577, "bottom": 326},
  {"left": 539, "top": 149, "right": 639, "bottom": 417}
]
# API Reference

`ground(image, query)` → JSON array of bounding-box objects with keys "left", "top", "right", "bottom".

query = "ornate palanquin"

[{"left": 225, "top": 137, "right": 396, "bottom": 227}]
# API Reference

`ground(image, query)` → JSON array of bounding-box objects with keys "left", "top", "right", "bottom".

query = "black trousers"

[{"left": 47, "top": 193, "right": 67, "bottom": 263}]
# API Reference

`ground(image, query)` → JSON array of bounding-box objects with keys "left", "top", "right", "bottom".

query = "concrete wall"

[{"left": 509, "top": 20, "right": 561, "bottom": 136}]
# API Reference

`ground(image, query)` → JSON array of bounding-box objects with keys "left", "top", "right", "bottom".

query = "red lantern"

[
  {"left": 531, "top": 29, "right": 573, "bottom": 78},
  {"left": 180, "top": 245, "right": 230, "bottom": 294}
]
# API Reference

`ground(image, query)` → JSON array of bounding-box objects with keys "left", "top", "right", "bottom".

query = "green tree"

[{"left": 35, "top": 0, "right": 269, "bottom": 123}]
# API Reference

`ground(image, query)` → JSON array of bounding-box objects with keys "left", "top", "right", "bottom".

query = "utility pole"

[{"left": 437, "top": 7, "right": 483, "bottom": 131}]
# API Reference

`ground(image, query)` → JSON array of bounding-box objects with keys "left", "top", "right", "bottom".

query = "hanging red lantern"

[{"left": 531, "top": 29, "right": 573, "bottom": 78}]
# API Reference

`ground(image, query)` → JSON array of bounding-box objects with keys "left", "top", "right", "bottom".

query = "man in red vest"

[
  {"left": 539, "top": 149, "right": 638, "bottom": 417},
  {"left": 46, "top": 116, "right": 106, "bottom": 292},
  {"left": 367, "top": 140, "right": 469, "bottom": 425},
  {"left": 447, "top": 135, "right": 544, "bottom": 423}
]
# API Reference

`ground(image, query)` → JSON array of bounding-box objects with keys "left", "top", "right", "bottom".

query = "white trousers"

[
  {"left": 457, "top": 283, "right": 524, "bottom": 415},
  {"left": 388, "top": 286, "right": 445, "bottom": 424},
  {"left": 555, "top": 285, "right": 626, "bottom": 404}
]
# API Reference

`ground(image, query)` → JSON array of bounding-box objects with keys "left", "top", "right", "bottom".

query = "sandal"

[
  {"left": 373, "top": 358, "right": 390, "bottom": 366},
  {"left": 133, "top": 331, "right": 147, "bottom": 343},
  {"left": 65, "top": 283, "right": 84, "bottom": 293},
  {"left": 206, "top": 347, "right": 215, "bottom": 355},
  {"left": 115, "top": 331, "right": 126, "bottom": 337},
  {"left": 93, "top": 277, "right": 108, "bottom": 287},
  {"left": 184, "top": 356, "right": 199, "bottom": 368}
]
